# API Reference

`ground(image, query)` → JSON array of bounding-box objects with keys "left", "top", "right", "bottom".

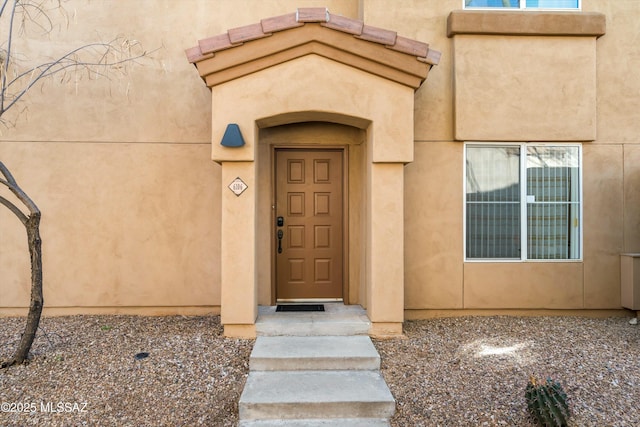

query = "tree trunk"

[
  {"left": 1, "top": 214, "right": 43, "bottom": 368},
  {"left": 0, "top": 161, "right": 43, "bottom": 369}
]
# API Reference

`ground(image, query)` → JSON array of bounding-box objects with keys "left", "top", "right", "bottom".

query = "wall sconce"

[{"left": 220, "top": 123, "right": 245, "bottom": 148}]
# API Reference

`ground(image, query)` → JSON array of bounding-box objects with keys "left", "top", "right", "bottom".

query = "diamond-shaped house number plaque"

[{"left": 228, "top": 177, "right": 248, "bottom": 196}]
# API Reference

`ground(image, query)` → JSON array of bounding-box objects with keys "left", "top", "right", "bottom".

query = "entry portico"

[{"left": 186, "top": 7, "right": 440, "bottom": 337}]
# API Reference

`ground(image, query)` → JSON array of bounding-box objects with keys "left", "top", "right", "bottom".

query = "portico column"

[
  {"left": 220, "top": 160, "right": 257, "bottom": 338},
  {"left": 367, "top": 162, "right": 405, "bottom": 337}
]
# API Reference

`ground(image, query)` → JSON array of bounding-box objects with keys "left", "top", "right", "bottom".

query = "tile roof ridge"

[{"left": 186, "top": 8, "right": 441, "bottom": 66}]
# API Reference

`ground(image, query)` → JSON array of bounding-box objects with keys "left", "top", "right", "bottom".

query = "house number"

[{"left": 228, "top": 177, "right": 248, "bottom": 196}]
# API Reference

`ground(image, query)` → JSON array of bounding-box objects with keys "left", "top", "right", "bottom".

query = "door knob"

[{"left": 277, "top": 229, "right": 283, "bottom": 254}]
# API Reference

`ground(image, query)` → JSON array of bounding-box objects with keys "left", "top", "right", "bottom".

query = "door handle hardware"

[
  {"left": 277, "top": 229, "right": 283, "bottom": 254},
  {"left": 277, "top": 216, "right": 284, "bottom": 227}
]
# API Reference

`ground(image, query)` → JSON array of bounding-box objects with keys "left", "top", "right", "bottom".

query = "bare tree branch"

[
  {"left": 0, "top": 194, "right": 28, "bottom": 223},
  {"left": 0, "top": 160, "right": 19, "bottom": 185},
  {"left": 2, "top": 39, "right": 148, "bottom": 116},
  {"left": 18, "top": 0, "right": 57, "bottom": 35},
  {"left": 0, "top": 0, "right": 153, "bottom": 123},
  {"left": 0, "top": 160, "right": 40, "bottom": 215},
  {"left": 0, "top": 0, "right": 19, "bottom": 114}
]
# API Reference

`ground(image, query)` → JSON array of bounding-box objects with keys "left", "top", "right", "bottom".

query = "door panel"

[{"left": 276, "top": 149, "right": 343, "bottom": 300}]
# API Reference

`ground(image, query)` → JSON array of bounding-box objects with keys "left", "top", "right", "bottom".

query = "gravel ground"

[
  {"left": 375, "top": 316, "right": 640, "bottom": 427},
  {"left": 0, "top": 316, "right": 252, "bottom": 427},
  {"left": 1, "top": 315, "right": 639, "bottom": 426}
]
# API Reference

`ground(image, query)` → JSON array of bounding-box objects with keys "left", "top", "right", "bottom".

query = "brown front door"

[{"left": 275, "top": 149, "right": 344, "bottom": 300}]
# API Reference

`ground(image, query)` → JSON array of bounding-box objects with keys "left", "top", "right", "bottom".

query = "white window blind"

[
  {"left": 465, "top": 144, "right": 581, "bottom": 261},
  {"left": 466, "top": 146, "right": 521, "bottom": 258},
  {"left": 526, "top": 146, "right": 580, "bottom": 259}
]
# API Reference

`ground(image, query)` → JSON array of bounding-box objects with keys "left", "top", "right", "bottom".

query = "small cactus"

[{"left": 525, "top": 376, "right": 570, "bottom": 427}]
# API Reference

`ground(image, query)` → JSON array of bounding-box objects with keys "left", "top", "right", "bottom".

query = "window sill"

[{"left": 447, "top": 10, "right": 606, "bottom": 38}]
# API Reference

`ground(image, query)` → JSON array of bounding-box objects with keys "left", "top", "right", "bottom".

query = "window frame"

[
  {"left": 463, "top": 142, "right": 583, "bottom": 262},
  {"left": 462, "top": 0, "right": 581, "bottom": 11}
]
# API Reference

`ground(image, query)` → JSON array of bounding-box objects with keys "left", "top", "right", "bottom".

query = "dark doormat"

[{"left": 276, "top": 304, "right": 325, "bottom": 312}]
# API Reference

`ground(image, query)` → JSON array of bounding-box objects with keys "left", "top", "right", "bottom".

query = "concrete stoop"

[
  {"left": 239, "top": 370, "right": 395, "bottom": 420},
  {"left": 249, "top": 336, "right": 381, "bottom": 371},
  {"left": 238, "top": 305, "right": 395, "bottom": 426},
  {"left": 238, "top": 419, "right": 390, "bottom": 427},
  {"left": 255, "top": 305, "right": 371, "bottom": 336}
]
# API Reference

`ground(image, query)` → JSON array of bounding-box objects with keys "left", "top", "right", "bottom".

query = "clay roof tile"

[
  {"left": 322, "top": 14, "right": 364, "bottom": 35},
  {"left": 228, "top": 22, "right": 271, "bottom": 44},
  {"left": 187, "top": 8, "right": 441, "bottom": 69},
  {"left": 421, "top": 49, "right": 442, "bottom": 65},
  {"left": 356, "top": 24, "right": 397, "bottom": 46},
  {"left": 296, "top": 7, "right": 329, "bottom": 23},
  {"left": 198, "top": 33, "right": 240, "bottom": 55},
  {"left": 388, "top": 36, "right": 429, "bottom": 58},
  {"left": 185, "top": 46, "right": 211, "bottom": 63},
  {"left": 261, "top": 13, "right": 303, "bottom": 33}
]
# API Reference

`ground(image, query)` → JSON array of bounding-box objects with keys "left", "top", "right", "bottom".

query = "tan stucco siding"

[
  {"left": 367, "top": 162, "right": 405, "bottom": 322},
  {"left": 362, "top": 0, "right": 457, "bottom": 143},
  {"left": 209, "top": 55, "right": 414, "bottom": 163},
  {"left": 220, "top": 161, "right": 257, "bottom": 325},
  {"left": 453, "top": 35, "right": 597, "bottom": 142},
  {"left": 586, "top": 0, "right": 640, "bottom": 144},
  {"left": 463, "top": 263, "right": 584, "bottom": 309},
  {"left": 0, "top": 0, "right": 359, "bottom": 143},
  {"left": 0, "top": 142, "right": 220, "bottom": 311},
  {"left": 583, "top": 144, "right": 624, "bottom": 308},
  {"left": 404, "top": 141, "right": 464, "bottom": 309},
  {"left": 624, "top": 145, "right": 640, "bottom": 253},
  {"left": 3, "top": 0, "right": 640, "bottom": 316}
]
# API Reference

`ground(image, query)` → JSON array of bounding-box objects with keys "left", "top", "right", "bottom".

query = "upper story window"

[
  {"left": 464, "top": 0, "right": 580, "bottom": 10},
  {"left": 465, "top": 143, "right": 582, "bottom": 261}
]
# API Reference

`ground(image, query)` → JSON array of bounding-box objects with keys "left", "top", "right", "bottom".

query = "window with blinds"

[
  {"left": 464, "top": 0, "right": 580, "bottom": 9},
  {"left": 465, "top": 144, "right": 581, "bottom": 261}
]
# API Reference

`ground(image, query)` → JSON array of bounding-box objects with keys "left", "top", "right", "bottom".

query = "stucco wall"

[
  {"left": 2, "top": 0, "right": 640, "bottom": 315},
  {"left": 1, "top": 0, "right": 359, "bottom": 314},
  {"left": 371, "top": 0, "right": 639, "bottom": 313},
  {"left": 0, "top": 141, "right": 220, "bottom": 314},
  {"left": 589, "top": 0, "right": 640, "bottom": 309},
  {"left": 453, "top": 35, "right": 597, "bottom": 141}
]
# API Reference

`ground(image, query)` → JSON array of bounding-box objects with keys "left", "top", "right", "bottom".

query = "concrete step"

[
  {"left": 239, "top": 370, "right": 395, "bottom": 420},
  {"left": 239, "top": 419, "right": 390, "bottom": 427},
  {"left": 256, "top": 304, "right": 370, "bottom": 336},
  {"left": 250, "top": 336, "right": 380, "bottom": 371}
]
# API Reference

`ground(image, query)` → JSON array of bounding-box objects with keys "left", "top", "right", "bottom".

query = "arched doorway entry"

[
  {"left": 186, "top": 7, "right": 440, "bottom": 337},
  {"left": 256, "top": 121, "right": 366, "bottom": 307}
]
